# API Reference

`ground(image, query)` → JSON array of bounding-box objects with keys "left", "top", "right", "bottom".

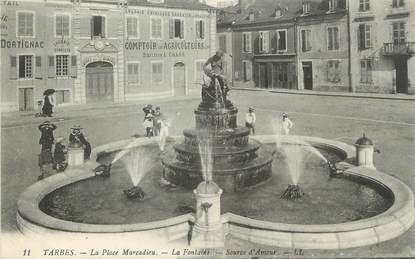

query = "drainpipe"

[{"left": 347, "top": 0, "right": 353, "bottom": 92}]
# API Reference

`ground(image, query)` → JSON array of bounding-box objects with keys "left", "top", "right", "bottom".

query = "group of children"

[
  {"left": 142, "top": 104, "right": 170, "bottom": 151},
  {"left": 38, "top": 121, "right": 91, "bottom": 180},
  {"left": 245, "top": 108, "right": 294, "bottom": 136}
]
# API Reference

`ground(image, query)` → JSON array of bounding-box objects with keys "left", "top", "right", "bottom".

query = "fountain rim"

[{"left": 16, "top": 135, "right": 414, "bottom": 248}]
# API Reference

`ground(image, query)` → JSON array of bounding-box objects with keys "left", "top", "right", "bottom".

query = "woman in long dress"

[{"left": 42, "top": 91, "right": 55, "bottom": 117}]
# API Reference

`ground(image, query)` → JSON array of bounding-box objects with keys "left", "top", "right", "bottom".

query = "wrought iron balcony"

[{"left": 383, "top": 42, "right": 415, "bottom": 57}]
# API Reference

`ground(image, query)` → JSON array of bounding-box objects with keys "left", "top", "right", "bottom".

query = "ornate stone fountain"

[{"left": 161, "top": 80, "right": 273, "bottom": 192}]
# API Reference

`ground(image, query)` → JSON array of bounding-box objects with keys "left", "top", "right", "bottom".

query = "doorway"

[
  {"left": 272, "top": 63, "right": 289, "bottom": 89},
  {"left": 173, "top": 62, "right": 186, "bottom": 96},
  {"left": 18, "top": 88, "right": 34, "bottom": 111},
  {"left": 395, "top": 59, "right": 408, "bottom": 93},
  {"left": 302, "top": 62, "right": 313, "bottom": 90},
  {"left": 85, "top": 61, "right": 114, "bottom": 103},
  {"left": 258, "top": 63, "right": 268, "bottom": 88}
]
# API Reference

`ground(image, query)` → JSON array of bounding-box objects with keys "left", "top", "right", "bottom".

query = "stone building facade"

[
  {"left": 0, "top": 0, "right": 216, "bottom": 112},
  {"left": 349, "top": 0, "right": 415, "bottom": 94},
  {"left": 296, "top": 1, "right": 350, "bottom": 92}
]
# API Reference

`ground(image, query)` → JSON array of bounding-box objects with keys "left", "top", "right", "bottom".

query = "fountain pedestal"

[
  {"left": 67, "top": 147, "right": 84, "bottom": 167},
  {"left": 191, "top": 181, "right": 224, "bottom": 247},
  {"left": 355, "top": 134, "right": 376, "bottom": 169}
]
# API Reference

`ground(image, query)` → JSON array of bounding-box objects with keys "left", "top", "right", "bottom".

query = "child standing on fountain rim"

[
  {"left": 282, "top": 113, "right": 294, "bottom": 135},
  {"left": 245, "top": 107, "right": 256, "bottom": 135},
  {"left": 143, "top": 114, "right": 154, "bottom": 137}
]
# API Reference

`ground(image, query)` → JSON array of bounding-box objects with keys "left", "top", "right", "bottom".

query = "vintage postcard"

[{"left": 1, "top": 0, "right": 414, "bottom": 258}]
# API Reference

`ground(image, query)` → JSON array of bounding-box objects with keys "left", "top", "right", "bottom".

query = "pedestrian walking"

[
  {"left": 42, "top": 89, "right": 56, "bottom": 117},
  {"left": 153, "top": 106, "right": 162, "bottom": 136},
  {"left": 281, "top": 113, "right": 294, "bottom": 135},
  {"left": 53, "top": 137, "right": 68, "bottom": 172},
  {"left": 245, "top": 107, "right": 256, "bottom": 135},
  {"left": 143, "top": 114, "right": 154, "bottom": 137},
  {"left": 69, "top": 125, "right": 91, "bottom": 160},
  {"left": 159, "top": 117, "right": 170, "bottom": 151},
  {"left": 38, "top": 121, "right": 57, "bottom": 151}
]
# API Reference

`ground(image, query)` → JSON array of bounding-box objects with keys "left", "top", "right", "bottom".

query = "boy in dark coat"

[
  {"left": 53, "top": 137, "right": 68, "bottom": 172},
  {"left": 38, "top": 121, "right": 57, "bottom": 151}
]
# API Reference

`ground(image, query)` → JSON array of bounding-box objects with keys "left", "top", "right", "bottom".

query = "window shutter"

[
  {"left": 180, "top": 20, "right": 184, "bottom": 39},
  {"left": 195, "top": 20, "right": 200, "bottom": 39},
  {"left": 264, "top": 31, "right": 269, "bottom": 52},
  {"left": 247, "top": 33, "right": 252, "bottom": 52},
  {"left": 35, "top": 56, "right": 42, "bottom": 79},
  {"left": 101, "top": 16, "right": 106, "bottom": 38},
  {"left": 90, "top": 17, "right": 94, "bottom": 38},
  {"left": 242, "top": 34, "right": 246, "bottom": 51},
  {"left": 335, "top": 28, "right": 339, "bottom": 49},
  {"left": 9, "top": 56, "right": 17, "bottom": 80},
  {"left": 201, "top": 21, "right": 205, "bottom": 39},
  {"left": 48, "top": 56, "right": 55, "bottom": 78},
  {"left": 71, "top": 56, "right": 77, "bottom": 78},
  {"left": 169, "top": 19, "right": 174, "bottom": 39},
  {"left": 307, "top": 30, "right": 311, "bottom": 51}
]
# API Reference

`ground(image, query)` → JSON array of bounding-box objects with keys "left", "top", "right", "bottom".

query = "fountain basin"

[{"left": 16, "top": 136, "right": 415, "bottom": 249}]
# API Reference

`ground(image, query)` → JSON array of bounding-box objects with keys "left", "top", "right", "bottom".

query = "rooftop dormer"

[{"left": 302, "top": 2, "right": 311, "bottom": 15}]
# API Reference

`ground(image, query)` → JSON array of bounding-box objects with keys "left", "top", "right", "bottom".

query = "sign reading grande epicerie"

[{"left": 125, "top": 41, "right": 208, "bottom": 51}]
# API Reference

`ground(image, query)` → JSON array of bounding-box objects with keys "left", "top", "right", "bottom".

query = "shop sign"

[
  {"left": 1, "top": 39, "right": 44, "bottom": 48},
  {"left": 82, "top": 55, "right": 115, "bottom": 66},
  {"left": 125, "top": 41, "right": 208, "bottom": 51}
]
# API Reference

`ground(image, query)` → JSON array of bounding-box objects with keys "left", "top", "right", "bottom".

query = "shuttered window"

[
  {"left": 243, "top": 60, "right": 252, "bottom": 81},
  {"left": 277, "top": 30, "right": 287, "bottom": 51},
  {"left": 259, "top": 31, "right": 269, "bottom": 53},
  {"left": 151, "top": 17, "right": 162, "bottom": 39},
  {"left": 301, "top": 30, "right": 311, "bottom": 52},
  {"left": 152, "top": 62, "right": 163, "bottom": 83},
  {"left": 358, "top": 24, "right": 371, "bottom": 50},
  {"left": 56, "top": 14, "right": 70, "bottom": 37},
  {"left": 242, "top": 32, "right": 252, "bottom": 52},
  {"left": 127, "top": 17, "right": 139, "bottom": 38},
  {"left": 17, "top": 12, "right": 34, "bottom": 37},
  {"left": 360, "top": 59, "right": 373, "bottom": 83},
  {"left": 327, "top": 60, "right": 341, "bottom": 83},
  {"left": 170, "top": 18, "right": 184, "bottom": 39},
  {"left": 195, "top": 20, "right": 205, "bottom": 39},
  {"left": 328, "top": 27, "right": 339, "bottom": 50},
  {"left": 91, "top": 15, "right": 105, "bottom": 38}
]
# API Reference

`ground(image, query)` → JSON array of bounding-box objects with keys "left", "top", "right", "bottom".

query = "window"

[
  {"left": 91, "top": 15, "right": 105, "bottom": 38},
  {"left": 242, "top": 32, "right": 252, "bottom": 52},
  {"left": 359, "top": 0, "right": 370, "bottom": 11},
  {"left": 392, "top": 22, "right": 406, "bottom": 44},
  {"left": 328, "top": 27, "right": 339, "bottom": 50},
  {"left": 18, "top": 55, "right": 33, "bottom": 79},
  {"left": 301, "top": 29, "right": 311, "bottom": 52},
  {"left": 195, "top": 60, "right": 205, "bottom": 84},
  {"left": 302, "top": 2, "right": 311, "bottom": 14},
  {"left": 170, "top": 18, "right": 184, "bottom": 39},
  {"left": 127, "top": 17, "right": 139, "bottom": 38},
  {"left": 327, "top": 60, "right": 341, "bottom": 83},
  {"left": 277, "top": 30, "right": 287, "bottom": 52},
  {"left": 151, "top": 62, "right": 163, "bottom": 83},
  {"left": 360, "top": 59, "right": 372, "bottom": 83},
  {"left": 148, "top": 0, "right": 164, "bottom": 3},
  {"left": 328, "top": 0, "right": 337, "bottom": 11},
  {"left": 55, "top": 90, "right": 71, "bottom": 104},
  {"left": 259, "top": 31, "right": 269, "bottom": 53},
  {"left": 219, "top": 35, "right": 227, "bottom": 53},
  {"left": 195, "top": 20, "right": 205, "bottom": 39},
  {"left": 392, "top": 0, "right": 404, "bottom": 8},
  {"left": 151, "top": 17, "right": 162, "bottom": 39},
  {"left": 243, "top": 60, "right": 252, "bottom": 81},
  {"left": 55, "top": 55, "right": 69, "bottom": 76},
  {"left": 126, "top": 63, "right": 140, "bottom": 93},
  {"left": 17, "top": 12, "right": 34, "bottom": 37},
  {"left": 56, "top": 14, "right": 70, "bottom": 37},
  {"left": 358, "top": 24, "right": 371, "bottom": 49}
]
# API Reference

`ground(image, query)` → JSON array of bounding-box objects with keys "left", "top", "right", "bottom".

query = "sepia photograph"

[{"left": 1, "top": 0, "right": 414, "bottom": 258}]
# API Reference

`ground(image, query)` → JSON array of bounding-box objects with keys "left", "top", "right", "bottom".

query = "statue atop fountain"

[{"left": 161, "top": 51, "right": 273, "bottom": 193}]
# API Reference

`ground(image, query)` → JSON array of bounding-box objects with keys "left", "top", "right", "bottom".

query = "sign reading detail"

[
  {"left": 82, "top": 55, "right": 115, "bottom": 66},
  {"left": 125, "top": 41, "right": 208, "bottom": 50},
  {"left": 1, "top": 39, "right": 44, "bottom": 48}
]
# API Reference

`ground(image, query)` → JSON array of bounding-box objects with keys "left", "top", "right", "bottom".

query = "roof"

[
  {"left": 127, "top": 0, "right": 213, "bottom": 10},
  {"left": 217, "top": 0, "right": 347, "bottom": 27}
]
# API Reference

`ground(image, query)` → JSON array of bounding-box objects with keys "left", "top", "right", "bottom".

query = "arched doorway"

[
  {"left": 85, "top": 61, "right": 114, "bottom": 103},
  {"left": 173, "top": 62, "right": 186, "bottom": 96}
]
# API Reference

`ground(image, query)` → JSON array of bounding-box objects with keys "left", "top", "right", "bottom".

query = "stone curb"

[
  {"left": 16, "top": 135, "right": 415, "bottom": 249},
  {"left": 232, "top": 87, "right": 415, "bottom": 101}
]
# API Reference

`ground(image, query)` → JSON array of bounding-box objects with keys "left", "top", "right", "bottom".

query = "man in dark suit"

[{"left": 38, "top": 121, "right": 56, "bottom": 151}]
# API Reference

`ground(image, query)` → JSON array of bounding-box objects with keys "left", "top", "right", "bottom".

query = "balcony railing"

[{"left": 383, "top": 42, "right": 415, "bottom": 56}]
